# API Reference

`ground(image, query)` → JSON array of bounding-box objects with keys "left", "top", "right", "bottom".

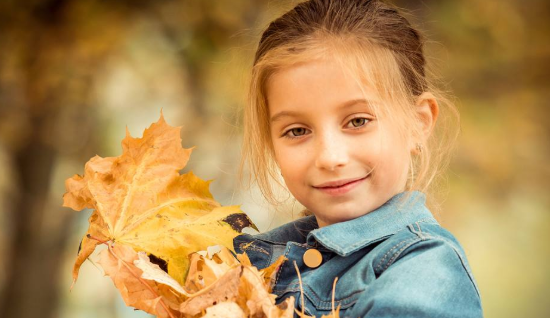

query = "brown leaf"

[
  {"left": 182, "top": 247, "right": 295, "bottom": 318},
  {"left": 97, "top": 243, "right": 183, "bottom": 317},
  {"left": 180, "top": 265, "right": 242, "bottom": 316}
]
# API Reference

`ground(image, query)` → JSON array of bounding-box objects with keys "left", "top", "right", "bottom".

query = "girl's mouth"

[{"left": 313, "top": 175, "right": 368, "bottom": 196}]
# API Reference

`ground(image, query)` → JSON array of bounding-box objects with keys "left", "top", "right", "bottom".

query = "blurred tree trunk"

[
  {"left": 1, "top": 116, "right": 72, "bottom": 318},
  {"left": 0, "top": 1, "right": 98, "bottom": 317}
]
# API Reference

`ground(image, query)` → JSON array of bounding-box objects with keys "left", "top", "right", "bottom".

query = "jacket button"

[{"left": 303, "top": 248, "right": 322, "bottom": 268}]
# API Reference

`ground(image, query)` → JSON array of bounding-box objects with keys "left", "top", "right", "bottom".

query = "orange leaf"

[
  {"left": 63, "top": 113, "right": 256, "bottom": 317},
  {"left": 97, "top": 243, "right": 183, "bottom": 318}
]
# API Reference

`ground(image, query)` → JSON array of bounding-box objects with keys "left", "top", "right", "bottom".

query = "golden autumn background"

[{"left": 0, "top": 0, "right": 548, "bottom": 317}]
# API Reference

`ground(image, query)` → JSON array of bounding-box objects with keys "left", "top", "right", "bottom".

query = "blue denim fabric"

[{"left": 233, "top": 191, "right": 482, "bottom": 318}]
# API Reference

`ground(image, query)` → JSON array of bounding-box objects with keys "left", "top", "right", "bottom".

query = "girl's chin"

[{"left": 313, "top": 209, "right": 370, "bottom": 227}]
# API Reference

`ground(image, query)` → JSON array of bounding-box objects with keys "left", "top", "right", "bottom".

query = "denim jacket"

[{"left": 233, "top": 191, "right": 482, "bottom": 318}]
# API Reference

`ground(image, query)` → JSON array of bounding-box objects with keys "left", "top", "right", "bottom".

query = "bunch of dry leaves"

[{"left": 63, "top": 114, "right": 340, "bottom": 318}]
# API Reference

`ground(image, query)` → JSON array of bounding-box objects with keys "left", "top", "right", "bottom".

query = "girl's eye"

[
  {"left": 347, "top": 117, "right": 370, "bottom": 128},
  {"left": 283, "top": 127, "right": 309, "bottom": 139}
]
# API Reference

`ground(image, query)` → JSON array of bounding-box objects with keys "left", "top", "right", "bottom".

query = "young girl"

[{"left": 234, "top": 0, "right": 482, "bottom": 317}]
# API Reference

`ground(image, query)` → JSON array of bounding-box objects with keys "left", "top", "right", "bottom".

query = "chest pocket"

[
  {"left": 275, "top": 281, "right": 363, "bottom": 317},
  {"left": 272, "top": 249, "right": 365, "bottom": 316}
]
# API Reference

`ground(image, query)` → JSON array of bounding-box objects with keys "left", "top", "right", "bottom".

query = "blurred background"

[{"left": 0, "top": 0, "right": 548, "bottom": 317}]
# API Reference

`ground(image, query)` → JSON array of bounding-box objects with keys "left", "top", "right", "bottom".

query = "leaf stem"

[
  {"left": 86, "top": 234, "right": 108, "bottom": 245},
  {"left": 293, "top": 261, "right": 305, "bottom": 317},
  {"left": 332, "top": 277, "right": 338, "bottom": 316}
]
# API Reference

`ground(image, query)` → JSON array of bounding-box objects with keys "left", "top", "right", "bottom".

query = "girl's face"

[{"left": 267, "top": 59, "right": 412, "bottom": 227}]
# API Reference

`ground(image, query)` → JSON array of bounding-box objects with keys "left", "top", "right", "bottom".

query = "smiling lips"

[{"left": 313, "top": 175, "right": 369, "bottom": 196}]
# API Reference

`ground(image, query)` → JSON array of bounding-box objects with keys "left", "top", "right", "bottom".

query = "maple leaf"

[{"left": 63, "top": 113, "right": 256, "bottom": 286}]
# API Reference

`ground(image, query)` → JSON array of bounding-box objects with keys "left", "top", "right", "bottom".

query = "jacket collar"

[{"left": 306, "top": 191, "right": 436, "bottom": 256}]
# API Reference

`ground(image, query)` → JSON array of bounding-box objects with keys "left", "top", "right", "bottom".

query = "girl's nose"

[{"left": 314, "top": 132, "right": 349, "bottom": 171}]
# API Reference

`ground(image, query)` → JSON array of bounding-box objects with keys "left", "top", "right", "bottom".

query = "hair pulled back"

[{"left": 255, "top": 0, "right": 427, "bottom": 95}]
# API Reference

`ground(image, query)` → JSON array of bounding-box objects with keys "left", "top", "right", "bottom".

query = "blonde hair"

[{"left": 239, "top": 0, "right": 459, "bottom": 214}]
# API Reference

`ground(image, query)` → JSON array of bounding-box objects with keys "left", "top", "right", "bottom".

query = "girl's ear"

[{"left": 413, "top": 91, "right": 439, "bottom": 146}]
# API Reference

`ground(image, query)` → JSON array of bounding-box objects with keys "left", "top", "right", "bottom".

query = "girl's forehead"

[{"left": 266, "top": 59, "right": 383, "bottom": 111}]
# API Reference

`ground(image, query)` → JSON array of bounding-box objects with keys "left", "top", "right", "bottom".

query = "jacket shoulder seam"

[{"left": 375, "top": 236, "right": 421, "bottom": 272}]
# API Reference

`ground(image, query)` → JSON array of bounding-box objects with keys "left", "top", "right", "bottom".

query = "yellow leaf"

[{"left": 63, "top": 113, "right": 256, "bottom": 287}]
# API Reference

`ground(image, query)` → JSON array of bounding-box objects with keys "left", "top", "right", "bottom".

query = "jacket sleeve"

[{"left": 346, "top": 238, "right": 483, "bottom": 318}]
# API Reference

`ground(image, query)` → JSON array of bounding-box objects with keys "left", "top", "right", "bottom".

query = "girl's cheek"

[{"left": 272, "top": 142, "right": 289, "bottom": 163}]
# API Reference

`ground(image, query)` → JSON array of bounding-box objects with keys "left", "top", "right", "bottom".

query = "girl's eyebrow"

[{"left": 270, "top": 98, "right": 371, "bottom": 123}]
